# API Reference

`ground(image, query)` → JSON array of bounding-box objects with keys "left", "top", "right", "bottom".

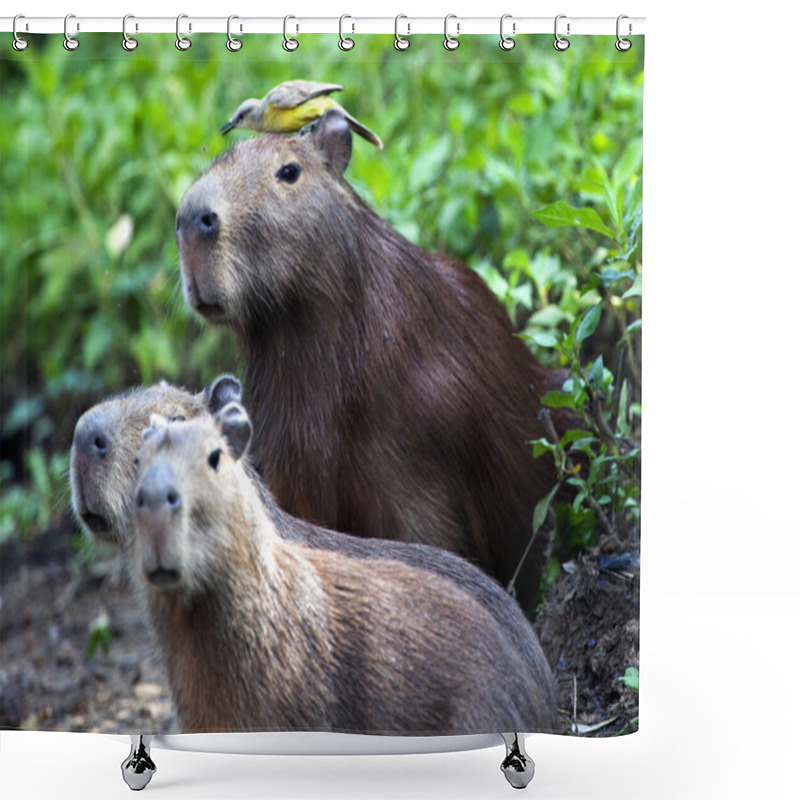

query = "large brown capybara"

[
  {"left": 176, "top": 108, "right": 575, "bottom": 610},
  {"left": 130, "top": 405, "right": 559, "bottom": 734},
  {"left": 69, "top": 377, "right": 550, "bottom": 668}
]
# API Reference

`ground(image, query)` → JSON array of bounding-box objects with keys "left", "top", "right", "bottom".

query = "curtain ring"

[
  {"left": 227, "top": 15, "right": 243, "bottom": 51},
  {"left": 499, "top": 14, "right": 515, "bottom": 50},
  {"left": 122, "top": 15, "right": 138, "bottom": 51},
  {"left": 553, "top": 14, "right": 570, "bottom": 51},
  {"left": 176, "top": 14, "right": 192, "bottom": 50},
  {"left": 283, "top": 15, "right": 299, "bottom": 51},
  {"left": 63, "top": 13, "right": 79, "bottom": 51},
  {"left": 394, "top": 15, "right": 410, "bottom": 51},
  {"left": 12, "top": 14, "right": 29, "bottom": 51},
  {"left": 443, "top": 14, "right": 460, "bottom": 51},
  {"left": 616, "top": 15, "right": 632, "bottom": 51},
  {"left": 339, "top": 15, "right": 354, "bottom": 51}
]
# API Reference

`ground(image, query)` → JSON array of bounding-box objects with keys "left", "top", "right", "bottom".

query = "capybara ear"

[
  {"left": 143, "top": 414, "right": 168, "bottom": 441},
  {"left": 217, "top": 402, "right": 252, "bottom": 462},
  {"left": 206, "top": 375, "right": 243, "bottom": 415},
  {"left": 312, "top": 108, "right": 352, "bottom": 177}
]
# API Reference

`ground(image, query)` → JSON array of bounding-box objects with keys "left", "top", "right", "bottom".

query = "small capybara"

[
  {"left": 130, "top": 405, "right": 558, "bottom": 734},
  {"left": 69, "top": 377, "right": 546, "bottom": 667},
  {"left": 176, "top": 108, "right": 575, "bottom": 610}
]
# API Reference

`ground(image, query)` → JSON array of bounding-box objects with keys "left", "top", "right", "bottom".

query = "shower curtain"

[{"left": 0, "top": 26, "right": 642, "bottom": 743}]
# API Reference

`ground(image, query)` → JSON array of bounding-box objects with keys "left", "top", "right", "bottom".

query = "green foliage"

[
  {"left": 619, "top": 666, "right": 640, "bottom": 692},
  {"left": 0, "top": 449, "right": 70, "bottom": 542},
  {"left": 1, "top": 34, "right": 643, "bottom": 541},
  {"left": 525, "top": 151, "right": 641, "bottom": 570},
  {"left": 85, "top": 611, "right": 114, "bottom": 660}
]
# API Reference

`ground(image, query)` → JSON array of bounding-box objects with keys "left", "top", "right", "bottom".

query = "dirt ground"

[{"left": 0, "top": 516, "right": 638, "bottom": 738}]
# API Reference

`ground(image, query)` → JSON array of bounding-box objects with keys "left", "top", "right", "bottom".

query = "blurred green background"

[{"left": 0, "top": 33, "right": 643, "bottom": 542}]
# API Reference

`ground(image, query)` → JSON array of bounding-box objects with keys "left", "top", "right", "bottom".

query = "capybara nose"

[
  {"left": 176, "top": 206, "right": 220, "bottom": 240},
  {"left": 73, "top": 409, "right": 113, "bottom": 459},
  {"left": 136, "top": 463, "right": 181, "bottom": 514}
]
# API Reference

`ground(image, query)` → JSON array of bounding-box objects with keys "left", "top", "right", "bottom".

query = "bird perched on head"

[{"left": 220, "top": 79, "right": 383, "bottom": 149}]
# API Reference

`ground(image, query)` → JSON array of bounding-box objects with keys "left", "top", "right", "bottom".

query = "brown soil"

[
  {"left": 0, "top": 518, "right": 638, "bottom": 737},
  {"left": 534, "top": 551, "right": 640, "bottom": 736}
]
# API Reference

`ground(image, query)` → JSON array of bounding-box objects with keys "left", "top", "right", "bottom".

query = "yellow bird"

[{"left": 220, "top": 80, "right": 383, "bottom": 149}]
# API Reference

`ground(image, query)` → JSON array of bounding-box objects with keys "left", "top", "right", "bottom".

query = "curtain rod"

[{"left": 1, "top": 16, "right": 646, "bottom": 37}]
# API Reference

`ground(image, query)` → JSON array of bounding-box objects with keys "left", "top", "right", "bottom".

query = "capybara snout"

[
  {"left": 176, "top": 205, "right": 221, "bottom": 242},
  {"left": 135, "top": 455, "right": 184, "bottom": 588},
  {"left": 135, "top": 460, "right": 182, "bottom": 514},
  {"left": 71, "top": 405, "right": 116, "bottom": 537}
]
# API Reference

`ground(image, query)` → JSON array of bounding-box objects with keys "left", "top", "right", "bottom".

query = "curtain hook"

[
  {"left": 499, "top": 14, "right": 515, "bottom": 51},
  {"left": 339, "top": 14, "right": 355, "bottom": 51},
  {"left": 63, "top": 13, "right": 79, "bottom": 51},
  {"left": 227, "top": 15, "right": 243, "bottom": 51},
  {"left": 122, "top": 15, "right": 138, "bottom": 51},
  {"left": 616, "top": 14, "right": 632, "bottom": 51},
  {"left": 283, "top": 15, "right": 299, "bottom": 51},
  {"left": 394, "top": 15, "right": 410, "bottom": 51},
  {"left": 176, "top": 14, "right": 192, "bottom": 50},
  {"left": 12, "top": 14, "right": 29, "bottom": 51},
  {"left": 554, "top": 14, "right": 570, "bottom": 51},
  {"left": 443, "top": 14, "right": 460, "bottom": 51}
]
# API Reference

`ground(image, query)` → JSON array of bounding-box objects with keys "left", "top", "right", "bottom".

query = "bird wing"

[{"left": 267, "top": 81, "right": 345, "bottom": 109}]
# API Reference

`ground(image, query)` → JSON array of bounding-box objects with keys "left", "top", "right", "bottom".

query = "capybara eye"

[
  {"left": 207, "top": 449, "right": 222, "bottom": 471},
  {"left": 276, "top": 163, "right": 301, "bottom": 184}
]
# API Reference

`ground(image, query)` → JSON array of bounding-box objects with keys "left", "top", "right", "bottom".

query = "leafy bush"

[{"left": 0, "top": 34, "right": 643, "bottom": 541}]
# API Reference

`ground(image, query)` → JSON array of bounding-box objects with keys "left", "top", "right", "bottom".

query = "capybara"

[
  {"left": 130, "top": 406, "right": 558, "bottom": 734},
  {"left": 69, "top": 378, "right": 546, "bottom": 666},
  {"left": 176, "top": 108, "right": 575, "bottom": 610},
  {"left": 70, "top": 376, "right": 240, "bottom": 545}
]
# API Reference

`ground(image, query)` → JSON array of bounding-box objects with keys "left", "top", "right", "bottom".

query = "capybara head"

[
  {"left": 176, "top": 108, "right": 354, "bottom": 330},
  {"left": 70, "top": 375, "right": 242, "bottom": 545},
  {"left": 132, "top": 402, "right": 252, "bottom": 594}
]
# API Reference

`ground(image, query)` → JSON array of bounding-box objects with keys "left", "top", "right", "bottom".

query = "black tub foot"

[
  {"left": 121, "top": 735, "right": 156, "bottom": 791},
  {"left": 500, "top": 732, "right": 535, "bottom": 789}
]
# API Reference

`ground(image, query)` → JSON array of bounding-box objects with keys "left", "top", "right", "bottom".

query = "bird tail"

[{"left": 343, "top": 112, "right": 384, "bottom": 150}]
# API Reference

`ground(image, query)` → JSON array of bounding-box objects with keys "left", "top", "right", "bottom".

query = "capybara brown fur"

[
  {"left": 176, "top": 109, "right": 576, "bottom": 610},
  {"left": 69, "top": 378, "right": 546, "bottom": 669},
  {"left": 131, "top": 406, "right": 558, "bottom": 734}
]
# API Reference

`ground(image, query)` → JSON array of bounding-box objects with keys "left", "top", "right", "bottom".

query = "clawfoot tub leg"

[
  {"left": 121, "top": 735, "right": 157, "bottom": 791},
  {"left": 500, "top": 732, "right": 535, "bottom": 789}
]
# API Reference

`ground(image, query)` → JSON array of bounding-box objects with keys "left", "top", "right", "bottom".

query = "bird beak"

[{"left": 220, "top": 119, "right": 236, "bottom": 136}]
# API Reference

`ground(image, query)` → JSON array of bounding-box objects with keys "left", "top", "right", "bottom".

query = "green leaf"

[
  {"left": 559, "top": 429, "right": 595, "bottom": 447},
  {"left": 532, "top": 438, "right": 557, "bottom": 459},
  {"left": 619, "top": 666, "right": 639, "bottom": 692},
  {"left": 533, "top": 484, "right": 560, "bottom": 534},
  {"left": 588, "top": 355, "right": 605, "bottom": 389},
  {"left": 613, "top": 139, "right": 643, "bottom": 187},
  {"left": 532, "top": 201, "right": 616, "bottom": 239},
  {"left": 502, "top": 249, "right": 530, "bottom": 274},
  {"left": 85, "top": 612, "right": 114, "bottom": 660},
  {"left": 530, "top": 331, "right": 559, "bottom": 348},
  {"left": 622, "top": 273, "right": 642, "bottom": 298},
  {"left": 569, "top": 437, "right": 597, "bottom": 453},
  {"left": 576, "top": 303, "right": 603, "bottom": 343},
  {"left": 541, "top": 391, "right": 575, "bottom": 409}
]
